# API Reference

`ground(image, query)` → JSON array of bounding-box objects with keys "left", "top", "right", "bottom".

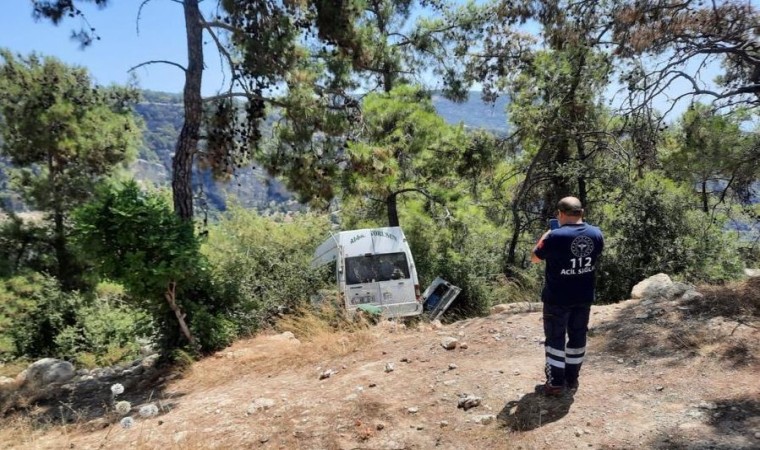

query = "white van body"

[{"left": 312, "top": 226, "right": 422, "bottom": 317}]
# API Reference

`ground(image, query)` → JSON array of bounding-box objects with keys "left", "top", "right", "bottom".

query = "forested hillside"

[{"left": 129, "top": 90, "right": 509, "bottom": 213}]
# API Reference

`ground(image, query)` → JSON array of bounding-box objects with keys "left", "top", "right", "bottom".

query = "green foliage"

[
  {"left": 0, "top": 50, "right": 140, "bottom": 213},
  {"left": 54, "top": 282, "right": 151, "bottom": 367},
  {"left": 73, "top": 180, "right": 209, "bottom": 351},
  {"left": 201, "top": 207, "right": 331, "bottom": 334},
  {"left": 0, "top": 213, "right": 53, "bottom": 277},
  {"left": 0, "top": 50, "right": 140, "bottom": 291},
  {"left": 0, "top": 272, "right": 149, "bottom": 364},
  {"left": 188, "top": 308, "right": 237, "bottom": 352},
  {"left": 74, "top": 181, "right": 199, "bottom": 305},
  {"left": 0, "top": 272, "right": 80, "bottom": 360},
  {"left": 597, "top": 173, "right": 743, "bottom": 302}
]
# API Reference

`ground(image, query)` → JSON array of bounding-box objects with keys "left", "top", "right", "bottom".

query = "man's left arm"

[{"left": 531, "top": 230, "right": 552, "bottom": 263}]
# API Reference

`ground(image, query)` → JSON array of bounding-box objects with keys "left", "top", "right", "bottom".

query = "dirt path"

[{"left": 4, "top": 294, "right": 759, "bottom": 449}]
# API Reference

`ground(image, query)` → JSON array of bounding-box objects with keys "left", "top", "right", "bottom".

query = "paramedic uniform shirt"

[{"left": 533, "top": 223, "right": 604, "bottom": 305}]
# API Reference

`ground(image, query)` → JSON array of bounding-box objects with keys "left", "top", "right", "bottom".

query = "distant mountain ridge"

[{"left": 131, "top": 91, "right": 509, "bottom": 212}]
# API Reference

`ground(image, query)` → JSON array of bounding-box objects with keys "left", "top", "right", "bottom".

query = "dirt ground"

[{"left": 2, "top": 287, "right": 759, "bottom": 450}]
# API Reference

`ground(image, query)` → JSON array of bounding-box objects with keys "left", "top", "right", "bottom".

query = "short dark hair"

[{"left": 557, "top": 197, "right": 583, "bottom": 216}]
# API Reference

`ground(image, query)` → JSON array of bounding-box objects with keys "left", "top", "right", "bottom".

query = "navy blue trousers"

[{"left": 543, "top": 303, "right": 591, "bottom": 387}]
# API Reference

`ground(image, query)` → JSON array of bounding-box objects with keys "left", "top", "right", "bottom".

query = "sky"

[
  {"left": 1, "top": 1, "right": 753, "bottom": 122},
  {"left": 0, "top": 0, "right": 228, "bottom": 95}
]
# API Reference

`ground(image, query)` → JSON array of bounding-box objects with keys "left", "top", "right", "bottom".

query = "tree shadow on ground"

[
  {"left": 594, "top": 278, "right": 759, "bottom": 368},
  {"left": 2, "top": 364, "right": 187, "bottom": 428},
  {"left": 497, "top": 387, "right": 575, "bottom": 431},
  {"left": 643, "top": 395, "right": 760, "bottom": 449}
]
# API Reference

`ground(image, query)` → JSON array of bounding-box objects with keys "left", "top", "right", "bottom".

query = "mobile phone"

[{"left": 549, "top": 219, "right": 560, "bottom": 230}]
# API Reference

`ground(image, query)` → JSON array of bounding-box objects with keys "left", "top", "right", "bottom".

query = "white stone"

[
  {"left": 441, "top": 337, "right": 458, "bottom": 350},
  {"left": 247, "top": 398, "right": 275, "bottom": 414},
  {"left": 473, "top": 415, "right": 496, "bottom": 425},
  {"left": 631, "top": 273, "right": 672, "bottom": 299},
  {"left": 680, "top": 290, "right": 704, "bottom": 302}
]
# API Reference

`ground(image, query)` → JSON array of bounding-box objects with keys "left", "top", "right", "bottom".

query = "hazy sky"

[
  {"left": 1, "top": 0, "right": 228, "bottom": 95},
  {"left": 1, "top": 1, "right": 748, "bottom": 122}
]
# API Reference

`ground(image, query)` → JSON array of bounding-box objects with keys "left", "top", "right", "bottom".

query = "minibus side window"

[{"left": 345, "top": 252, "right": 410, "bottom": 284}]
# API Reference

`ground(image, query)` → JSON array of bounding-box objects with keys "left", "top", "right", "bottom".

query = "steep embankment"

[{"left": 2, "top": 276, "right": 759, "bottom": 449}]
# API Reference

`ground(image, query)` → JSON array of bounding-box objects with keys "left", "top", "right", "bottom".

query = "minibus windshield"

[{"left": 345, "top": 252, "right": 410, "bottom": 285}]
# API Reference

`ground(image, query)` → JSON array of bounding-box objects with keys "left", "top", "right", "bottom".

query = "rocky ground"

[{"left": 1, "top": 275, "right": 759, "bottom": 449}]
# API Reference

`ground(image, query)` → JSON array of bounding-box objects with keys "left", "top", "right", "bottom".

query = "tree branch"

[{"left": 129, "top": 60, "right": 186, "bottom": 73}]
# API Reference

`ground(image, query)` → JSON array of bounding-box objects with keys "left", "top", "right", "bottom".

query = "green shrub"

[
  {"left": 73, "top": 180, "right": 224, "bottom": 354},
  {"left": 394, "top": 200, "right": 507, "bottom": 318},
  {"left": 596, "top": 174, "right": 742, "bottom": 301},
  {"left": 188, "top": 308, "right": 237, "bottom": 352},
  {"left": 0, "top": 272, "right": 80, "bottom": 360},
  {"left": 201, "top": 207, "right": 331, "bottom": 334},
  {"left": 53, "top": 282, "right": 151, "bottom": 365}
]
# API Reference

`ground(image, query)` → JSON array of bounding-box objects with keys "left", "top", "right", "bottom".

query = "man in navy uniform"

[{"left": 531, "top": 197, "right": 604, "bottom": 396}]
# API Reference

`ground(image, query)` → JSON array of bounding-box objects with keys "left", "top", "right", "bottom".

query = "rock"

[
  {"left": 459, "top": 342, "right": 469, "bottom": 349},
  {"left": 667, "top": 282, "right": 693, "bottom": 298},
  {"left": 385, "top": 363, "right": 395, "bottom": 373},
  {"left": 22, "top": 358, "right": 75, "bottom": 388},
  {"left": 272, "top": 331, "right": 301, "bottom": 344},
  {"left": 0, "top": 376, "right": 16, "bottom": 387},
  {"left": 490, "top": 304, "right": 510, "bottom": 314},
  {"left": 634, "top": 314, "right": 650, "bottom": 320},
  {"left": 473, "top": 415, "right": 495, "bottom": 425},
  {"left": 430, "top": 320, "right": 443, "bottom": 330},
  {"left": 141, "top": 354, "right": 160, "bottom": 369},
  {"left": 173, "top": 431, "right": 188, "bottom": 443},
  {"left": 744, "top": 268, "right": 760, "bottom": 278},
  {"left": 407, "top": 407, "right": 419, "bottom": 414},
  {"left": 631, "top": 273, "right": 673, "bottom": 299},
  {"left": 441, "top": 337, "right": 458, "bottom": 350},
  {"left": 319, "top": 369, "right": 335, "bottom": 380},
  {"left": 698, "top": 401, "right": 718, "bottom": 410},
  {"left": 457, "top": 394, "right": 482, "bottom": 411},
  {"left": 448, "top": 363, "right": 458, "bottom": 370},
  {"left": 247, "top": 398, "right": 275, "bottom": 414},
  {"left": 680, "top": 290, "right": 704, "bottom": 302},
  {"left": 440, "top": 420, "right": 449, "bottom": 428}
]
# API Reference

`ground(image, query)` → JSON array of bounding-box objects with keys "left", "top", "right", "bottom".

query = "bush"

[
  {"left": 0, "top": 274, "right": 150, "bottom": 365},
  {"left": 201, "top": 207, "right": 331, "bottom": 335},
  {"left": 188, "top": 308, "right": 237, "bottom": 352},
  {"left": 73, "top": 180, "right": 225, "bottom": 354},
  {"left": 54, "top": 282, "right": 151, "bottom": 367},
  {"left": 596, "top": 174, "right": 742, "bottom": 301},
  {"left": 0, "top": 272, "right": 80, "bottom": 360},
  {"left": 392, "top": 200, "right": 508, "bottom": 319}
]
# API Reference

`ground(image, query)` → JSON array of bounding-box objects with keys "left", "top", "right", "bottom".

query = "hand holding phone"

[{"left": 549, "top": 218, "right": 560, "bottom": 230}]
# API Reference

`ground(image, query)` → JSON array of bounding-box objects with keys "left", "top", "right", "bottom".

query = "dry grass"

[
  {"left": 694, "top": 277, "right": 760, "bottom": 318},
  {"left": 178, "top": 304, "right": 377, "bottom": 390},
  {"left": 0, "top": 360, "right": 29, "bottom": 378},
  {"left": 0, "top": 415, "right": 37, "bottom": 448}
]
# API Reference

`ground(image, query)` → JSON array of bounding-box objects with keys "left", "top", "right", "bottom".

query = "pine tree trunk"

[
  {"left": 387, "top": 193, "right": 399, "bottom": 227},
  {"left": 173, "top": 0, "right": 204, "bottom": 221}
]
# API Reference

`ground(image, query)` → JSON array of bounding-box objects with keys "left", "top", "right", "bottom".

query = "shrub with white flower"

[
  {"left": 139, "top": 404, "right": 159, "bottom": 418},
  {"left": 110, "top": 383, "right": 125, "bottom": 396},
  {"left": 120, "top": 417, "right": 134, "bottom": 429},
  {"left": 115, "top": 400, "right": 132, "bottom": 415}
]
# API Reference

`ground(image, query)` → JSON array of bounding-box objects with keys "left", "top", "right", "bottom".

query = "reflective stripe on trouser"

[{"left": 543, "top": 303, "right": 591, "bottom": 387}]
